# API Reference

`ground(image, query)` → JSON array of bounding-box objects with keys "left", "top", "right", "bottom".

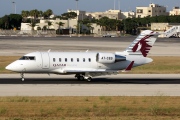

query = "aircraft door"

[{"left": 41, "top": 52, "right": 50, "bottom": 69}]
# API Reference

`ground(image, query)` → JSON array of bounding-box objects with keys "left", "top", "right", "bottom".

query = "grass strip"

[{"left": 0, "top": 96, "right": 180, "bottom": 119}]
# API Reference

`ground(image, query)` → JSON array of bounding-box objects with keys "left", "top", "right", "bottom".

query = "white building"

[
  {"left": 67, "top": 9, "right": 135, "bottom": 20},
  {"left": 151, "top": 23, "right": 180, "bottom": 31},
  {"left": 136, "top": 3, "right": 167, "bottom": 18},
  {"left": 121, "top": 11, "right": 136, "bottom": 19},
  {"left": 21, "top": 19, "right": 78, "bottom": 31},
  {"left": 170, "top": 7, "right": 180, "bottom": 15},
  {"left": 20, "top": 18, "right": 102, "bottom": 34},
  {"left": 86, "top": 9, "right": 121, "bottom": 20},
  {"left": 67, "top": 9, "right": 87, "bottom": 20}
]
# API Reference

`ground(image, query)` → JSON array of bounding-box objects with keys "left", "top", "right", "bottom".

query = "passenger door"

[{"left": 41, "top": 52, "right": 50, "bottom": 69}]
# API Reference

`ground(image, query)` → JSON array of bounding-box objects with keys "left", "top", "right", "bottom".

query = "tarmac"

[{"left": 0, "top": 74, "right": 180, "bottom": 96}]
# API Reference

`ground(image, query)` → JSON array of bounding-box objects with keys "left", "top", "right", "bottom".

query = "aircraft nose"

[
  {"left": 6, "top": 64, "right": 12, "bottom": 71},
  {"left": 6, "top": 63, "right": 17, "bottom": 71}
]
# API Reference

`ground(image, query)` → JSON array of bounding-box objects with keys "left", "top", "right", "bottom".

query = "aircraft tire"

[
  {"left": 87, "top": 77, "right": 92, "bottom": 82},
  {"left": 76, "top": 76, "right": 84, "bottom": 81}
]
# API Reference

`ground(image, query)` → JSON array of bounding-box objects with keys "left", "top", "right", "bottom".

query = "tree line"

[{"left": 0, "top": 8, "right": 180, "bottom": 35}]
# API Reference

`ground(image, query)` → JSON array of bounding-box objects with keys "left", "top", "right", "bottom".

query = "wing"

[
  {"left": 51, "top": 68, "right": 119, "bottom": 77},
  {"left": 51, "top": 61, "right": 134, "bottom": 77}
]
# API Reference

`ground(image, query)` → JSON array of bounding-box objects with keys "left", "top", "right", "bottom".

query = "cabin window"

[
  {"left": 89, "top": 58, "right": 91, "bottom": 62},
  {"left": 59, "top": 58, "right": 61, "bottom": 62},
  {"left": 65, "top": 58, "right": 67, "bottom": 62},
  {"left": 71, "top": 58, "right": 73, "bottom": 62},
  {"left": 53, "top": 58, "right": 55, "bottom": 62},
  {"left": 83, "top": 58, "right": 85, "bottom": 62},
  {"left": 77, "top": 58, "right": 79, "bottom": 62},
  {"left": 19, "top": 56, "right": 35, "bottom": 60}
]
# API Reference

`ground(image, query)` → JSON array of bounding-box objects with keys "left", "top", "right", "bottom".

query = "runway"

[
  {"left": 0, "top": 74, "right": 180, "bottom": 96},
  {"left": 0, "top": 36, "right": 180, "bottom": 56}
]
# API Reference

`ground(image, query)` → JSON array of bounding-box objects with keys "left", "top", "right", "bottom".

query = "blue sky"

[{"left": 0, "top": 0, "right": 179, "bottom": 17}]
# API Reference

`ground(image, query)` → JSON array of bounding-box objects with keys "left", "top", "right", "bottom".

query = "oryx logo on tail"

[
  {"left": 126, "top": 30, "right": 159, "bottom": 57},
  {"left": 132, "top": 35, "right": 153, "bottom": 57}
]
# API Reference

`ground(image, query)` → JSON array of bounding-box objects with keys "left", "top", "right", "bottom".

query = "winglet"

[{"left": 123, "top": 61, "right": 134, "bottom": 72}]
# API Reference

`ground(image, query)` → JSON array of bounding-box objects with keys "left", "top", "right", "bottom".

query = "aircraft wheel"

[
  {"left": 79, "top": 76, "right": 84, "bottom": 81},
  {"left": 87, "top": 77, "right": 92, "bottom": 82},
  {"left": 77, "top": 76, "right": 84, "bottom": 80},
  {"left": 22, "top": 78, "right": 25, "bottom": 82}
]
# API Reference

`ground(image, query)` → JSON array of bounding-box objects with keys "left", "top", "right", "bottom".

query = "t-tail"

[{"left": 126, "top": 30, "right": 160, "bottom": 57}]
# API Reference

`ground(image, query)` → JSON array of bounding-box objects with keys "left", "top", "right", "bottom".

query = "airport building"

[
  {"left": 169, "top": 7, "right": 180, "bottom": 15},
  {"left": 21, "top": 19, "right": 78, "bottom": 32},
  {"left": 151, "top": 23, "right": 180, "bottom": 31},
  {"left": 67, "top": 9, "right": 87, "bottom": 20},
  {"left": 136, "top": 3, "right": 168, "bottom": 18},
  {"left": 86, "top": 9, "right": 121, "bottom": 20},
  {"left": 20, "top": 18, "right": 103, "bottom": 35},
  {"left": 120, "top": 11, "right": 136, "bottom": 19},
  {"left": 68, "top": 9, "right": 136, "bottom": 20}
]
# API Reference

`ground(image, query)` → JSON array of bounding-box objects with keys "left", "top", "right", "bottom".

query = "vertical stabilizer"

[{"left": 126, "top": 30, "right": 159, "bottom": 57}]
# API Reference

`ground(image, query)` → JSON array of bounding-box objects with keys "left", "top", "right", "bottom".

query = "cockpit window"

[{"left": 19, "top": 56, "right": 36, "bottom": 60}]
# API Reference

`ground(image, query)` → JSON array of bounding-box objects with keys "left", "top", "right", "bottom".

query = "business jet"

[{"left": 6, "top": 30, "right": 159, "bottom": 81}]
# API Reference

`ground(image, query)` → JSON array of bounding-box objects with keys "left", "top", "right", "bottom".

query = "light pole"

[
  {"left": 75, "top": 0, "right": 80, "bottom": 36},
  {"left": 12, "top": 1, "right": 16, "bottom": 14},
  {"left": 118, "top": 0, "right": 120, "bottom": 10},
  {"left": 76, "top": 0, "right": 79, "bottom": 20},
  {"left": 114, "top": 0, "right": 116, "bottom": 10}
]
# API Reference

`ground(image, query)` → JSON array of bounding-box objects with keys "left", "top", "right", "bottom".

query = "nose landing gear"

[{"left": 21, "top": 73, "right": 24, "bottom": 81}]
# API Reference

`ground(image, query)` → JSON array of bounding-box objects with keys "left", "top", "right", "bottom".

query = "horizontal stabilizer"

[{"left": 122, "top": 61, "right": 134, "bottom": 72}]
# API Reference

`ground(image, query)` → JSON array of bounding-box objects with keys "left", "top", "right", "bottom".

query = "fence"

[
  {"left": 95, "top": 31, "right": 121, "bottom": 37},
  {"left": 0, "top": 30, "right": 56, "bottom": 36}
]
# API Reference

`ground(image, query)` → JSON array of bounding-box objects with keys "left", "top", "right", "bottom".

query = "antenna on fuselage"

[{"left": 48, "top": 49, "right": 51, "bottom": 52}]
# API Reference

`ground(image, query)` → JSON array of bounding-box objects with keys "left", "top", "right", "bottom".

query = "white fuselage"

[{"left": 6, "top": 51, "right": 152, "bottom": 74}]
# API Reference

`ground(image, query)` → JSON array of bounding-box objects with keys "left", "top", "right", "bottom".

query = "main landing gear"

[
  {"left": 75, "top": 74, "right": 92, "bottom": 82},
  {"left": 21, "top": 73, "right": 25, "bottom": 81}
]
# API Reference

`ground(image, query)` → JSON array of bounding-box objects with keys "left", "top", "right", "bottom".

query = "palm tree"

[
  {"left": 3, "top": 15, "right": 10, "bottom": 29},
  {"left": 43, "top": 9, "right": 53, "bottom": 18},
  {"left": 30, "top": 9, "right": 39, "bottom": 19},
  {"left": 21, "top": 10, "right": 30, "bottom": 18},
  {"left": 115, "top": 19, "right": 121, "bottom": 31},
  {"left": 86, "top": 23, "right": 93, "bottom": 34},
  {"left": 27, "top": 21, "right": 38, "bottom": 30},
  {"left": 96, "top": 18, "right": 106, "bottom": 31},
  {"left": 46, "top": 21, "right": 52, "bottom": 29},
  {"left": 56, "top": 22, "right": 65, "bottom": 34},
  {"left": 39, "top": 11, "right": 44, "bottom": 19},
  {"left": 21, "top": 10, "right": 30, "bottom": 22},
  {"left": 74, "top": 23, "right": 82, "bottom": 35}
]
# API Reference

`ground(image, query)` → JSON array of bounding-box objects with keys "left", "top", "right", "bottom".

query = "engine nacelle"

[{"left": 96, "top": 53, "right": 126, "bottom": 64}]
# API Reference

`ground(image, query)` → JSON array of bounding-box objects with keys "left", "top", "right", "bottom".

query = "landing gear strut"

[
  {"left": 21, "top": 73, "right": 24, "bottom": 81},
  {"left": 75, "top": 74, "right": 84, "bottom": 81},
  {"left": 75, "top": 74, "right": 92, "bottom": 82}
]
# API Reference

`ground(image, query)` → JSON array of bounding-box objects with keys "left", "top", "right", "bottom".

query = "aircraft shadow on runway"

[{"left": 0, "top": 78, "right": 180, "bottom": 84}]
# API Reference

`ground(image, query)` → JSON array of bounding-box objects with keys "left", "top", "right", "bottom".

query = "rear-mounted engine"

[{"left": 96, "top": 53, "right": 126, "bottom": 64}]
